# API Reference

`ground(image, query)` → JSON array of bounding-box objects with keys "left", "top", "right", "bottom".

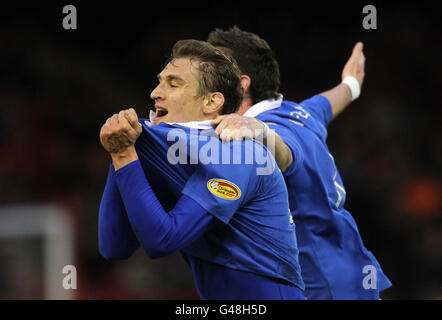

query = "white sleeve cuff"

[{"left": 342, "top": 76, "right": 361, "bottom": 101}]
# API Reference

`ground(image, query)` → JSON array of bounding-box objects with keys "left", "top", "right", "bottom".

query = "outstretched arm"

[
  {"left": 211, "top": 43, "right": 365, "bottom": 172},
  {"left": 320, "top": 42, "right": 366, "bottom": 119}
]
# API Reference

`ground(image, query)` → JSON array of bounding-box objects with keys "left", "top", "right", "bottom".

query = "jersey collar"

[{"left": 242, "top": 94, "right": 283, "bottom": 118}]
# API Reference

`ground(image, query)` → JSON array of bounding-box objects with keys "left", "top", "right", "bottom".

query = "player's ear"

[
  {"left": 203, "top": 92, "right": 225, "bottom": 115},
  {"left": 240, "top": 75, "right": 251, "bottom": 95}
]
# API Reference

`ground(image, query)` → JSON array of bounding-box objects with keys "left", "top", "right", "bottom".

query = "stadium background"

[{"left": 0, "top": 1, "right": 440, "bottom": 299}]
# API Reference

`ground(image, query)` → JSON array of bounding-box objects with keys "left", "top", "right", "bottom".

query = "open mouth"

[{"left": 155, "top": 107, "right": 168, "bottom": 118}]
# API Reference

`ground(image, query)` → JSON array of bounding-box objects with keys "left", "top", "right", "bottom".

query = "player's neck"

[{"left": 236, "top": 98, "right": 253, "bottom": 116}]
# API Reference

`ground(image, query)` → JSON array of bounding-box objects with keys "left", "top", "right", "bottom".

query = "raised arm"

[
  {"left": 211, "top": 42, "right": 366, "bottom": 172},
  {"left": 320, "top": 42, "right": 366, "bottom": 119}
]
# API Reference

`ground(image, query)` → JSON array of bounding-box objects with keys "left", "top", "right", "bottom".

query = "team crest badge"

[{"left": 207, "top": 179, "right": 241, "bottom": 200}]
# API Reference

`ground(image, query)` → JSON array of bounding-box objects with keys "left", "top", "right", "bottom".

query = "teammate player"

[
  {"left": 208, "top": 27, "right": 392, "bottom": 299},
  {"left": 98, "top": 40, "right": 305, "bottom": 299}
]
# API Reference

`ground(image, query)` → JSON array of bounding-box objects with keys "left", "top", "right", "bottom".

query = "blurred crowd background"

[{"left": 0, "top": 2, "right": 440, "bottom": 299}]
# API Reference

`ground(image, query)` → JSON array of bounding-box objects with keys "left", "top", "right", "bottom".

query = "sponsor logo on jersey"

[{"left": 207, "top": 179, "right": 241, "bottom": 200}]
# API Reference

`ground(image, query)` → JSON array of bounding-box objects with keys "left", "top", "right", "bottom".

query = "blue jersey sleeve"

[
  {"left": 98, "top": 163, "right": 140, "bottom": 260},
  {"left": 181, "top": 140, "right": 265, "bottom": 224},
  {"left": 114, "top": 160, "right": 218, "bottom": 259},
  {"left": 299, "top": 94, "right": 333, "bottom": 127}
]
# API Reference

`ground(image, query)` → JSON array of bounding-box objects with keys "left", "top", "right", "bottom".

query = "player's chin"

[{"left": 153, "top": 115, "right": 167, "bottom": 126}]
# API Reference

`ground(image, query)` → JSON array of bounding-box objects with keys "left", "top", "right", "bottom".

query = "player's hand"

[
  {"left": 342, "top": 42, "right": 365, "bottom": 87},
  {"left": 99, "top": 108, "right": 142, "bottom": 154},
  {"left": 123, "top": 107, "right": 142, "bottom": 132},
  {"left": 212, "top": 114, "right": 265, "bottom": 143}
]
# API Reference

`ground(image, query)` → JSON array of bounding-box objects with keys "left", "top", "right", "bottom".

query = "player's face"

[{"left": 150, "top": 58, "right": 206, "bottom": 125}]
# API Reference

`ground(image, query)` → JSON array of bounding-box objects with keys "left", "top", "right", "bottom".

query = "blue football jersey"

[
  {"left": 250, "top": 95, "right": 392, "bottom": 299},
  {"left": 134, "top": 119, "right": 305, "bottom": 290}
]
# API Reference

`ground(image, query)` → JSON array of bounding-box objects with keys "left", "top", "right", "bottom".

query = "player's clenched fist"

[{"left": 100, "top": 108, "right": 142, "bottom": 154}]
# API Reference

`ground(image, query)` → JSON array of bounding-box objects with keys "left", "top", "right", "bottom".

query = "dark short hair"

[
  {"left": 208, "top": 26, "right": 280, "bottom": 104},
  {"left": 169, "top": 39, "right": 244, "bottom": 115}
]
